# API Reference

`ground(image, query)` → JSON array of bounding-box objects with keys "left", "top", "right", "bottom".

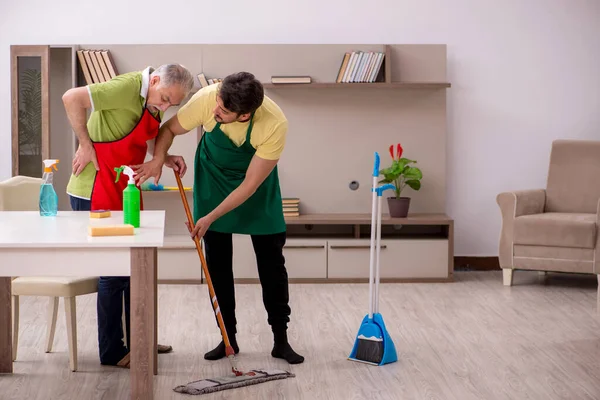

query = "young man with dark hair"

[{"left": 134, "top": 71, "right": 304, "bottom": 364}]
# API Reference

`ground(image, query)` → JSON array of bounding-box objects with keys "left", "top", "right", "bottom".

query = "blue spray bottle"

[{"left": 39, "top": 159, "right": 60, "bottom": 216}]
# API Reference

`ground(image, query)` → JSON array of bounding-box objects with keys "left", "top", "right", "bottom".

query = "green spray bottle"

[{"left": 114, "top": 165, "right": 140, "bottom": 228}]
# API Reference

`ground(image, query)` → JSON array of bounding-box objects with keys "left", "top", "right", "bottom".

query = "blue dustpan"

[
  {"left": 348, "top": 152, "right": 398, "bottom": 366},
  {"left": 348, "top": 313, "right": 397, "bottom": 365}
]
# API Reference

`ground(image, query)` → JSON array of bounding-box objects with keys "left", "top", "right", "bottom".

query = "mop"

[
  {"left": 171, "top": 170, "right": 295, "bottom": 395},
  {"left": 348, "top": 152, "right": 398, "bottom": 366}
]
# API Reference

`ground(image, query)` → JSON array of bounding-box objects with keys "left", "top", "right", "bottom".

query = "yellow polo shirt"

[{"left": 177, "top": 83, "right": 287, "bottom": 160}]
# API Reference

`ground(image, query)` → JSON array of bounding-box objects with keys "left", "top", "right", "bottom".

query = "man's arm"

[
  {"left": 62, "top": 87, "right": 99, "bottom": 174},
  {"left": 62, "top": 87, "right": 92, "bottom": 147},
  {"left": 153, "top": 115, "right": 189, "bottom": 163},
  {"left": 133, "top": 115, "right": 191, "bottom": 185}
]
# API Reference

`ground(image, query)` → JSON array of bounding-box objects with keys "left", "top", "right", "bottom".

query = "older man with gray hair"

[{"left": 61, "top": 63, "right": 194, "bottom": 368}]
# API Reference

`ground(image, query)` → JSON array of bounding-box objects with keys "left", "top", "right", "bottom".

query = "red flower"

[{"left": 389, "top": 143, "right": 403, "bottom": 160}]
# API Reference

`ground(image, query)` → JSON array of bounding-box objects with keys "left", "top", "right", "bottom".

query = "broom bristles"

[{"left": 353, "top": 337, "right": 384, "bottom": 365}]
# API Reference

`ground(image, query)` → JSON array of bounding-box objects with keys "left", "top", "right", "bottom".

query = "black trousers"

[{"left": 203, "top": 230, "right": 291, "bottom": 338}]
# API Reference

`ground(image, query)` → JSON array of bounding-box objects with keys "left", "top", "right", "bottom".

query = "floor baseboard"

[{"left": 454, "top": 256, "right": 500, "bottom": 271}]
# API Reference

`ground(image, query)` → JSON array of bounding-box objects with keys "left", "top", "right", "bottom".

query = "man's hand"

[
  {"left": 133, "top": 155, "right": 187, "bottom": 186},
  {"left": 72, "top": 143, "right": 99, "bottom": 176},
  {"left": 185, "top": 215, "right": 215, "bottom": 240},
  {"left": 165, "top": 155, "right": 187, "bottom": 177},
  {"left": 132, "top": 158, "right": 164, "bottom": 185}
]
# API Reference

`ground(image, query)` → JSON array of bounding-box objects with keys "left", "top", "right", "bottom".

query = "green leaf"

[
  {"left": 405, "top": 179, "right": 421, "bottom": 190},
  {"left": 378, "top": 178, "right": 392, "bottom": 184},
  {"left": 383, "top": 172, "right": 396, "bottom": 182},
  {"left": 402, "top": 166, "right": 423, "bottom": 180}
]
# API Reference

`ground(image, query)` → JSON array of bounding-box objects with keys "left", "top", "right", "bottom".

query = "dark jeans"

[
  {"left": 203, "top": 230, "right": 291, "bottom": 339},
  {"left": 70, "top": 196, "right": 130, "bottom": 365}
]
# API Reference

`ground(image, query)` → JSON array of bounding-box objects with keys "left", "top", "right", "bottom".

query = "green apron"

[{"left": 193, "top": 113, "right": 287, "bottom": 235}]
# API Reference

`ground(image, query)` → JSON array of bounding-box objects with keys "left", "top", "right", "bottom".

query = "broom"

[
  {"left": 348, "top": 152, "right": 398, "bottom": 366},
  {"left": 171, "top": 170, "right": 295, "bottom": 395}
]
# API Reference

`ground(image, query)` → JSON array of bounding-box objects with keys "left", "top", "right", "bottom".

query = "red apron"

[{"left": 90, "top": 105, "right": 161, "bottom": 211}]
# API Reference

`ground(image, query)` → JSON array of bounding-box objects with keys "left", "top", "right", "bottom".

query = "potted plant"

[{"left": 378, "top": 143, "right": 423, "bottom": 217}]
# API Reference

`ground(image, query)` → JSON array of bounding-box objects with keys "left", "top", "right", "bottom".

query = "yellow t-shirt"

[{"left": 177, "top": 83, "right": 287, "bottom": 160}]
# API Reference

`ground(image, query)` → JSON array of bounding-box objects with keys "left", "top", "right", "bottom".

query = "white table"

[{"left": 0, "top": 210, "right": 165, "bottom": 400}]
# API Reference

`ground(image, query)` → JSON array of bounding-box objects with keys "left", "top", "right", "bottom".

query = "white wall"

[{"left": 1, "top": 0, "right": 599, "bottom": 256}]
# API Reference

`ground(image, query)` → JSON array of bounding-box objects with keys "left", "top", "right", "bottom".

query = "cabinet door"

[
  {"left": 327, "top": 239, "right": 373, "bottom": 278},
  {"left": 327, "top": 239, "right": 449, "bottom": 279},
  {"left": 158, "top": 248, "right": 203, "bottom": 282},
  {"left": 232, "top": 236, "right": 328, "bottom": 280},
  {"left": 283, "top": 239, "right": 327, "bottom": 279},
  {"left": 11, "top": 45, "right": 50, "bottom": 178}
]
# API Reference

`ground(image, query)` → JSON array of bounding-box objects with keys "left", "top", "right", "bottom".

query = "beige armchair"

[
  {"left": 0, "top": 175, "right": 98, "bottom": 371},
  {"left": 497, "top": 139, "right": 600, "bottom": 287}
]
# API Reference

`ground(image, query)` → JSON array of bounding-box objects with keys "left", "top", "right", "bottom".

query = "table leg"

[
  {"left": 0, "top": 276, "right": 13, "bottom": 374},
  {"left": 130, "top": 248, "right": 156, "bottom": 399},
  {"left": 154, "top": 249, "right": 158, "bottom": 376},
  {"left": 0, "top": 277, "right": 12, "bottom": 373}
]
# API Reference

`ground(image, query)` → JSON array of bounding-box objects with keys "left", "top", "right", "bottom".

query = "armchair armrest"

[
  {"left": 496, "top": 189, "right": 546, "bottom": 268},
  {"left": 497, "top": 189, "right": 546, "bottom": 218}
]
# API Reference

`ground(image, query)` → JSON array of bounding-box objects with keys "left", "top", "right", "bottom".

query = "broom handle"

[
  {"left": 375, "top": 193, "right": 383, "bottom": 314},
  {"left": 368, "top": 176, "right": 378, "bottom": 319},
  {"left": 368, "top": 152, "right": 380, "bottom": 319},
  {"left": 173, "top": 171, "right": 239, "bottom": 371}
]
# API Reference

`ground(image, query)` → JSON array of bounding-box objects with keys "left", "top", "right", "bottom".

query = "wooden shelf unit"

[
  {"left": 262, "top": 45, "right": 451, "bottom": 89},
  {"left": 10, "top": 43, "right": 453, "bottom": 284},
  {"left": 262, "top": 82, "right": 451, "bottom": 89}
]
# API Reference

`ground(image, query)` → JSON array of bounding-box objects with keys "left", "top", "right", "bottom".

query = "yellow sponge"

[
  {"left": 90, "top": 210, "right": 111, "bottom": 218},
  {"left": 88, "top": 224, "right": 134, "bottom": 237}
]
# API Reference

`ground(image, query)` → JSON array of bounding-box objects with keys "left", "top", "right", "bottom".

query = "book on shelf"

[
  {"left": 271, "top": 76, "right": 311, "bottom": 84},
  {"left": 77, "top": 49, "right": 119, "bottom": 85},
  {"left": 197, "top": 73, "right": 223, "bottom": 88},
  {"left": 282, "top": 197, "right": 300, "bottom": 217},
  {"left": 336, "top": 51, "right": 385, "bottom": 83}
]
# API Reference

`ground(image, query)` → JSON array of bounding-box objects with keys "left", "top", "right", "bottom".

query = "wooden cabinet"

[
  {"left": 153, "top": 212, "right": 454, "bottom": 284},
  {"left": 283, "top": 239, "right": 327, "bottom": 279},
  {"left": 158, "top": 248, "right": 202, "bottom": 282},
  {"left": 10, "top": 45, "right": 79, "bottom": 211},
  {"left": 231, "top": 236, "right": 328, "bottom": 280},
  {"left": 157, "top": 236, "right": 202, "bottom": 283},
  {"left": 327, "top": 238, "right": 449, "bottom": 280}
]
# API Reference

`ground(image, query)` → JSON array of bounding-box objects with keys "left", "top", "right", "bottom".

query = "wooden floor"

[{"left": 2, "top": 270, "right": 600, "bottom": 400}]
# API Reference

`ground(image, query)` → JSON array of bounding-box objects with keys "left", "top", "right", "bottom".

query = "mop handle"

[{"left": 174, "top": 171, "right": 241, "bottom": 374}]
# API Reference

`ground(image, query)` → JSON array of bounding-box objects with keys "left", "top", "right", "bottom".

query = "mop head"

[{"left": 173, "top": 368, "right": 295, "bottom": 395}]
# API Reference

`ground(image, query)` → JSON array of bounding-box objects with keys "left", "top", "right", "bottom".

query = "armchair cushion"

[{"left": 514, "top": 212, "right": 597, "bottom": 249}]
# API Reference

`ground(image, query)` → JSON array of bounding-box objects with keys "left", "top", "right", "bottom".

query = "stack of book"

[
  {"left": 282, "top": 198, "right": 300, "bottom": 217},
  {"left": 336, "top": 51, "right": 385, "bottom": 83},
  {"left": 271, "top": 76, "right": 311, "bottom": 84},
  {"left": 197, "top": 73, "right": 223, "bottom": 87},
  {"left": 77, "top": 49, "right": 119, "bottom": 85}
]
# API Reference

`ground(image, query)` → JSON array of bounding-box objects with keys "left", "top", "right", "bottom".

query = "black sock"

[
  {"left": 204, "top": 338, "right": 239, "bottom": 360},
  {"left": 271, "top": 330, "right": 304, "bottom": 364}
]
